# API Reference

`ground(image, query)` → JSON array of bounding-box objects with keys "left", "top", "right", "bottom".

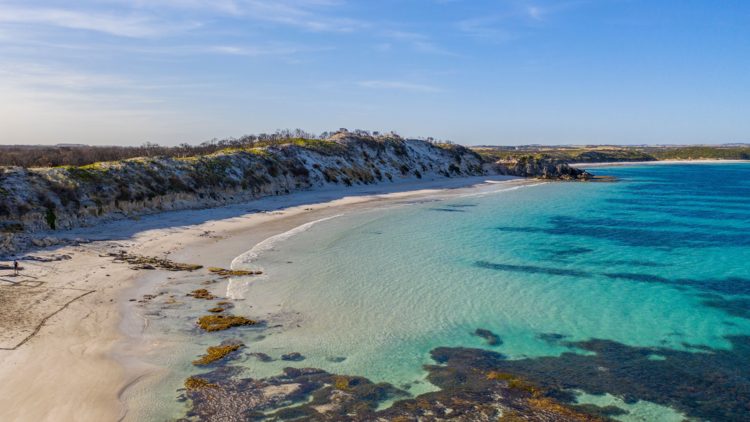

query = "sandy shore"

[
  {"left": 0, "top": 174, "right": 525, "bottom": 422},
  {"left": 572, "top": 159, "right": 750, "bottom": 167}
]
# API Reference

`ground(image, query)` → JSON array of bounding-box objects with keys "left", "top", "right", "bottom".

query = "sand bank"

[{"left": 0, "top": 174, "right": 524, "bottom": 422}]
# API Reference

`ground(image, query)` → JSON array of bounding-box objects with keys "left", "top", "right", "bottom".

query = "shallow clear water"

[{"left": 123, "top": 164, "right": 750, "bottom": 421}]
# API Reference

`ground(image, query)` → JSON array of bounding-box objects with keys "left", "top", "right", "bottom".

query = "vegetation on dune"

[
  {"left": 649, "top": 146, "right": 750, "bottom": 160},
  {"left": 0, "top": 128, "right": 451, "bottom": 168},
  {"left": 475, "top": 148, "right": 656, "bottom": 163},
  {"left": 475, "top": 145, "right": 750, "bottom": 163}
]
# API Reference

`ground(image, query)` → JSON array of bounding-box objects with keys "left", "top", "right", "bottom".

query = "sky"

[{"left": 0, "top": 0, "right": 748, "bottom": 146}]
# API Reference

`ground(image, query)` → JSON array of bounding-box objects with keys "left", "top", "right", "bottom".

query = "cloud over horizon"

[{"left": 0, "top": 0, "right": 748, "bottom": 146}]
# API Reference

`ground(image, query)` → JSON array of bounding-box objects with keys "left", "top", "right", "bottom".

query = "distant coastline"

[{"left": 571, "top": 159, "right": 750, "bottom": 167}]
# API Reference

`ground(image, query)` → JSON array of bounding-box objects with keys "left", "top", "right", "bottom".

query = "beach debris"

[
  {"left": 185, "top": 377, "right": 219, "bottom": 392},
  {"left": 193, "top": 340, "right": 245, "bottom": 365},
  {"left": 207, "top": 267, "right": 257, "bottom": 276},
  {"left": 248, "top": 352, "right": 273, "bottom": 362},
  {"left": 197, "top": 315, "right": 260, "bottom": 332},
  {"left": 473, "top": 328, "right": 503, "bottom": 346},
  {"left": 187, "top": 289, "right": 218, "bottom": 300},
  {"left": 201, "top": 279, "right": 219, "bottom": 285},
  {"left": 109, "top": 252, "right": 203, "bottom": 271},
  {"left": 23, "top": 254, "right": 72, "bottom": 262},
  {"left": 209, "top": 301, "right": 234, "bottom": 313},
  {"left": 281, "top": 352, "right": 305, "bottom": 361}
]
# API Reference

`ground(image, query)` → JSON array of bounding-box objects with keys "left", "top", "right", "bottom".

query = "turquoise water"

[{"left": 123, "top": 164, "right": 750, "bottom": 421}]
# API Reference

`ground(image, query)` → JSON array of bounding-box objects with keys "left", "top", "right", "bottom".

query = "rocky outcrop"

[
  {"left": 493, "top": 156, "right": 592, "bottom": 180},
  {"left": 0, "top": 133, "right": 592, "bottom": 256},
  {"left": 0, "top": 135, "right": 485, "bottom": 237}
]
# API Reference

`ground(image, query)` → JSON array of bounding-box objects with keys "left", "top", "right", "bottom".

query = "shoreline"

[
  {"left": 572, "top": 159, "right": 750, "bottom": 167},
  {"left": 0, "top": 174, "right": 526, "bottom": 422}
]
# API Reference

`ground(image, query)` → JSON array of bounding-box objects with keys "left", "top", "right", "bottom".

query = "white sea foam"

[{"left": 226, "top": 214, "right": 343, "bottom": 299}]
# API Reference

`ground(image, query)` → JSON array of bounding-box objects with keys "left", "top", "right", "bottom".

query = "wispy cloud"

[
  {"left": 360, "top": 80, "right": 441, "bottom": 93},
  {"left": 457, "top": 15, "right": 514, "bottom": 40},
  {"left": 0, "top": 6, "right": 200, "bottom": 37},
  {"left": 380, "top": 29, "right": 427, "bottom": 39},
  {"left": 413, "top": 41, "right": 463, "bottom": 56},
  {"left": 0, "top": 0, "right": 363, "bottom": 38},
  {"left": 231, "top": 0, "right": 366, "bottom": 32}
]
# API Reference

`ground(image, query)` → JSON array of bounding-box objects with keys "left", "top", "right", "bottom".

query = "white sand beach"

[{"left": 0, "top": 175, "right": 525, "bottom": 422}]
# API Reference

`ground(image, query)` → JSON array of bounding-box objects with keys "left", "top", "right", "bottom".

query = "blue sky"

[{"left": 0, "top": 0, "right": 748, "bottom": 146}]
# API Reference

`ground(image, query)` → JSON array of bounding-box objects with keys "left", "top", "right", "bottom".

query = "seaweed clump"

[
  {"left": 186, "top": 289, "right": 218, "bottom": 300},
  {"left": 110, "top": 252, "right": 203, "bottom": 271},
  {"left": 207, "top": 267, "right": 261, "bottom": 276},
  {"left": 185, "top": 377, "right": 219, "bottom": 392},
  {"left": 197, "top": 315, "right": 260, "bottom": 332},
  {"left": 193, "top": 341, "right": 245, "bottom": 365}
]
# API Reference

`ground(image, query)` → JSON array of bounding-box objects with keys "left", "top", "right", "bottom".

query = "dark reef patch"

[
  {"left": 498, "top": 215, "right": 750, "bottom": 249},
  {"left": 473, "top": 328, "right": 503, "bottom": 346},
  {"left": 592, "top": 260, "right": 672, "bottom": 268},
  {"left": 476, "top": 261, "right": 590, "bottom": 277},
  {"left": 482, "top": 336, "right": 750, "bottom": 422},
  {"left": 539, "top": 247, "right": 595, "bottom": 257},
  {"left": 281, "top": 352, "right": 305, "bottom": 361},
  {"left": 248, "top": 352, "right": 274, "bottom": 362},
  {"left": 536, "top": 333, "right": 570, "bottom": 345},
  {"left": 178, "top": 335, "right": 750, "bottom": 422},
  {"left": 702, "top": 297, "right": 750, "bottom": 319},
  {"left": 602, "top": 273, "right": 750, "bottom": 296}
]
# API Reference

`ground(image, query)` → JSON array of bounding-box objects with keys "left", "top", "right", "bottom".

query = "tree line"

[{"left": 0, "top": 128, "right": 456, "bottom": 168}]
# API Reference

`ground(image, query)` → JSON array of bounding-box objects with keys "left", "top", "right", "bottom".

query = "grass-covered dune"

[{"left": 0, "top": 133, "right": 492, "bottom": 236}]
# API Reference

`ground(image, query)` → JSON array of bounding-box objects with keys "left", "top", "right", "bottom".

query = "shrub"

[{"left": 45, "top": 208, "right": 56, "bottom": 230}]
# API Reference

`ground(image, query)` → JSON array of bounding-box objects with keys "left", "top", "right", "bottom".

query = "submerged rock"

[
  {"left": 281, "top": 352, "right": 305, "bottom": 361},
  {"left": 473, "top": 328, "right": 503, "bottom": 346},
  {"left": 248, "top": 353, "right": 274, "bottom": 362}
]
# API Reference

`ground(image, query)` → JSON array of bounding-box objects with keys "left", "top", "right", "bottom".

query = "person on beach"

[{"left": 13, "top": 260, "right": 18, "bottom": 276}]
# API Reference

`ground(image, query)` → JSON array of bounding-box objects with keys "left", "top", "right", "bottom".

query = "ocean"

[{"left": 121, "top": 163, "right": 750, "bottom": 422}]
